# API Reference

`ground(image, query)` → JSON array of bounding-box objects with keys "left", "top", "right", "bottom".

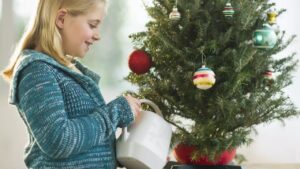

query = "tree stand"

[{"left": 164, "top": 162, "right": 243, "bottom": 169}]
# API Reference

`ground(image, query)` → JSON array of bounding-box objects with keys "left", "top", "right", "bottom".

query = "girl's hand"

[{"left": 124, "top": 95, "right": 141, "bottom": 120}]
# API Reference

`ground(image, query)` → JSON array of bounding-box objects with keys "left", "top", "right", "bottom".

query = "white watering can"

[{"left": 116, "top": 99, "right": 172, "bottom": 169}]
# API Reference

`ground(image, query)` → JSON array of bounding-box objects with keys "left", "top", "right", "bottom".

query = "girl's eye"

[{"left": 89, "top": 24, "right": 97, "bottom": 29}]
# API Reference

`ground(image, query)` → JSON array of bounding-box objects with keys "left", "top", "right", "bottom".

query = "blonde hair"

[{"left": 2, "top": 0, "right": 107, "bottom": 81}]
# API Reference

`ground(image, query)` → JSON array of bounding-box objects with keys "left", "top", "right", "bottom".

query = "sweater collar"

[{"left": 9, "top": 49, "right": 101, "bottom": 104}]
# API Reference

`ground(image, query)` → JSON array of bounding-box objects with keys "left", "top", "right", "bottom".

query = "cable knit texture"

[{"left": 8, "top": 49, "right": 134, "bottom": 169}]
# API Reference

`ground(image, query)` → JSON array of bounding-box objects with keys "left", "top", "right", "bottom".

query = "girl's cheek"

[
  {"left": 81, "top": 27, "right": 92, "bottom": 39},
  {"left": 86, "top": 27, "right": 95, "bottom": 38}
]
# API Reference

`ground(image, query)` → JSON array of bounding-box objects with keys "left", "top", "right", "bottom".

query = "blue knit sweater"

[{"left": 9, "top": 50, "right": 134, "bottom": 169}]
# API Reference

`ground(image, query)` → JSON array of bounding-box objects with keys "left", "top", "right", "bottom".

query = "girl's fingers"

[{"left": 124, "top": 94, "right": 142, "bottom": 120}]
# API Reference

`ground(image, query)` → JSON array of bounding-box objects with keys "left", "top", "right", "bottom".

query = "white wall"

[
  {"left": 0, "top": 0, "right": 28, "bottom": 168},
  {"left": 238, "top": 0, "right": 300, "bottom": 163}
]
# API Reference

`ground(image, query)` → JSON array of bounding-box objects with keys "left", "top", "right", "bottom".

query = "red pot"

[{"left": 173, "top": 144, "right": 236, "bottom": 165}]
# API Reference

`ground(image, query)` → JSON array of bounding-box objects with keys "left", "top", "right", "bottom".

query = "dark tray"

[{"left": 164, "top": 161, "right": 243, "bottom": 169}]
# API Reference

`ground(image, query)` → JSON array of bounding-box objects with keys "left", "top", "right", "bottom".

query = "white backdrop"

[{"left": 238, "top": 0, "right": 300, "bottom": 163}]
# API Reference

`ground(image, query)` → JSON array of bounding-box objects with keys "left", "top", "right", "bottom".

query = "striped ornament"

[
  {"left": 193, "top": 66, "right": 216, "bottom": 90},
  {"left": 169, "top": 6, "right": 181, "bottom": 21},
  {"left": 223, "top": 2, "right": 235, "bottom": 17},
  {"left": 263, "top": 70, "right": 274, "bottom": 80}
]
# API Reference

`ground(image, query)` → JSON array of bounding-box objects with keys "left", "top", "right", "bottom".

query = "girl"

[{"left": 2, "top": 0, "right": 140, "bottom": 168}]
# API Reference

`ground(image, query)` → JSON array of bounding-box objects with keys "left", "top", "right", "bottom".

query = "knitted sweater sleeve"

[{"left": 17, "top": 62, "right": 134, "bottom": 159}]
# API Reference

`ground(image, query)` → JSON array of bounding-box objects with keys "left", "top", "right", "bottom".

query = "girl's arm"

[
  {"left": 105, "top": 96, "right": 136, "bottom": 128},
  {"left": 17, "top": 62, "right": 134, "bottom": 159}
]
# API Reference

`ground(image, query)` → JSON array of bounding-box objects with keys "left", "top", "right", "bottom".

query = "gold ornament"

[{"left": 267, "top": 10, "right": 277, "bottom": 25}]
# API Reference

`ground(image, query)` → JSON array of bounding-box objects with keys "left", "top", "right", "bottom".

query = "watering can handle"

[
  {"left": 121, "top": 127, "right": 128, "bottom": 140},
  {"left": 121, "top": 99, "right": 163, "bottom": 140},
  {"left": 139, "top": 99, "right": 163, "bottom": 117}
]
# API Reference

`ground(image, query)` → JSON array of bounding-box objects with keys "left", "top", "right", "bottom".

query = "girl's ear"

[{"left": 55, "top": 8, "right": 68, "bottom": 29}]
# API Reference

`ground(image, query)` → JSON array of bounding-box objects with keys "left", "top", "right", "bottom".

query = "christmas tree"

[{"left": 126, "top": 0, "right": 299, "bottom": 163}]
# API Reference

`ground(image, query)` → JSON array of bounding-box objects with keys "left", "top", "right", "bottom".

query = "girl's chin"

[
  {"left": 75, "top": 54, "right": 85, "bottom": 59},
  {"left": 75, "top": 51, "right": 87, "bottom": 58}
]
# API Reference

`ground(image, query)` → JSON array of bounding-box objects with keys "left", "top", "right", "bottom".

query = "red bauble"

[
  {"left": 128, "top": 50, "right": 152, "bottom": 75},
  {"left": 173, "top": 144, "right": 236, "bottom": 165}
]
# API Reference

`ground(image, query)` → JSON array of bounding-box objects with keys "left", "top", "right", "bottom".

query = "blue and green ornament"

[
  {"left": 253, "top": 23, "right": 277, "bottom": 49},
  {"left": 193, "top": 65, "right": 216, "bottom": 90}
]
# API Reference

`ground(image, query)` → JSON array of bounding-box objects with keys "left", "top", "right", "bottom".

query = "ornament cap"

[
  {"left": 172, "top": 6, "right": 178, "bottom": 11},
  {"left": 267, "top": 9, "right": 277, "bottom": 15},
  {"left": 226, "top": 2, "right": 232, "bottom": 6},
  {"left": 267, "top": 66, "right": 274, "bottom": 72},
  {"left": 262, "top": 23, "right": 272, "bottom": 29}
]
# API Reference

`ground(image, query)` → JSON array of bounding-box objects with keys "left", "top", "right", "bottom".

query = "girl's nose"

[{"left": 93, "top": 32, "right": 100, "bottom": 41}]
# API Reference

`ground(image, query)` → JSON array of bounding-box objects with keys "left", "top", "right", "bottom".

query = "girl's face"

[{"left": 56, "top": 3, "right": 105, "bottom": 58}]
